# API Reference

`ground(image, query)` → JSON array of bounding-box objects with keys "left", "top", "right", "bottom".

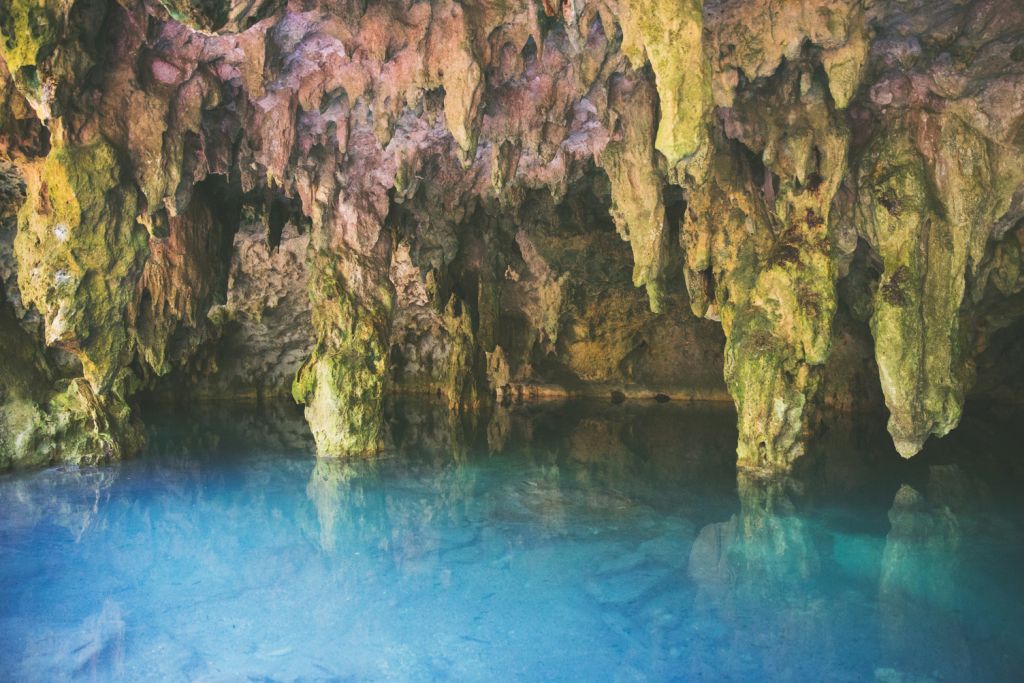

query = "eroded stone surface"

[{"left": 1, "top": 0, "right": 1023, "bottom": 468}]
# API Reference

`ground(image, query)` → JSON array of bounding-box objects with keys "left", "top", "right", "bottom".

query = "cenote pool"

[{"left": 2, "top": 400, "right": 1023, "bottom": 681}]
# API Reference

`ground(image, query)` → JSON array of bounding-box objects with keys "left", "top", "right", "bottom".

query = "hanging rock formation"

[{"left": 1, "top": 0, "right": 1023, "bottom": 470}]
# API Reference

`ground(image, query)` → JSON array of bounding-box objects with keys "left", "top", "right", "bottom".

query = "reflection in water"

[
  {"left": 877, "top": 464, "right": 1019, "bottom": 682},
  {"left": 1, "top": 400, "right": 1023, "bottom": 681},
  {"left": 0, "top": 465, "right": 121, "bottom": 542},
  {"left": 682, "top": 423, "right": 1024, "bottom": 683},
  {"left": 306, "top": 458, "right": 379, "bottom": 553},
  {"left": 690, "top": 474, "right": 819, "bottom": 594},
  {"left": 688, "top": 474, "right": 829, "bottom": 681},
  {"left": 880, "top": 480, "right": 968, "bottom": 682}
]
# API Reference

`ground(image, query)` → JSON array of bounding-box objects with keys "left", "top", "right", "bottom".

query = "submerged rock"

[{"left": 1, "top": 0, "right": 1023, "bottom": 469}]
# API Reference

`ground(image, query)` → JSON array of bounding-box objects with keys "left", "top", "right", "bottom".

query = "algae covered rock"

[
  {"left": 619, "top": 0, "right": 712, "bottom": 178},
  {"left": 14, "top": 138, "right": 147, "bottom": 394},
  {"left": 1, "top": 0, "right": 1023, "bottom": 471},
  {"left": 683, "top": 56, "right": 849, "bottom": 471},
  {"left": 0, "top": 287, "right": 52, "bottom": 468},
  {"left": 1, "top": 288, "right": 143, "bottom": 469},
  {"left": 1, "top": 143, "right": 144, "bottom": 469},
  {"left": 857, "top": 116, "right": 1023, "bottom": 456},
  {"left": 293, "top": 250, "right": 394, "bottom": 456}
]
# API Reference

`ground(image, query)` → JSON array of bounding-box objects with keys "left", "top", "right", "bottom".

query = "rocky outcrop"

[{"left": 1, "top": 0, "right": 1023, "bottom": 470}]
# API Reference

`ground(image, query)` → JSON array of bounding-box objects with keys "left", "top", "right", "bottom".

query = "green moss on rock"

[
  {"left": 619, "top": 0, "right": 712, "bottom": 178},
  {"left": 1, "top": 301, "right": 143, "bottom": 469},
  {"left": 857, "top": 117, "right": 1022, "bottom": 456},
  {"left": 293, "top": 250, "right": 393, "bottom": 456},
  {"left": 683, "top": 66, "right": 848, "bottom": 472},
  {"left": 14, "top": 138, "right": 148, "bottom": 394},
  {"left": 2, "top": 139, "right": 145, "bottom": 470},
  {"left": 0, "top": 0, "right": 62, "bottom": 85}
]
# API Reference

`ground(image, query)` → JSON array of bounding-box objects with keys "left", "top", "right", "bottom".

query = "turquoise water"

[{"left": 2, "top": 400, "right": 1023, "bottom": 681}]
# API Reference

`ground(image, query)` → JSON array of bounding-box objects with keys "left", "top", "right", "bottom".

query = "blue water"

[{"left": 2, "top": 400, "right": 1023, "bottom": 682}]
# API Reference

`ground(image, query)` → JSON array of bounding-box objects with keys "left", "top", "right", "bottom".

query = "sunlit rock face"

[{"left": 1, "top": 0, "right": 1023, "bottom": 469}]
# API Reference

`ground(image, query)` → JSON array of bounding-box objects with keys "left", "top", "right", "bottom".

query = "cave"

[{"left": 1, "top": 0, "right": 1024, "bottom": 679}]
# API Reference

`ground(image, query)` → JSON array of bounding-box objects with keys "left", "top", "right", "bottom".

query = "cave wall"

[{"left": 0, "top": 0, "right": 1022, "bottom": 471}]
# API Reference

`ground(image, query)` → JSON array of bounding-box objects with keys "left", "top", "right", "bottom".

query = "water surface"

[{"left": 2, "top": 400, "right": 1023, "bottom": 681}]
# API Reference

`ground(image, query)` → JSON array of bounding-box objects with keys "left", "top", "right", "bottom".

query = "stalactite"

[
  {"left": 1, "top": 0, "right": 1022, "bottom": 471},
  {"left": 293, "top": 245, "right": 394, "bottom": 456}
]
